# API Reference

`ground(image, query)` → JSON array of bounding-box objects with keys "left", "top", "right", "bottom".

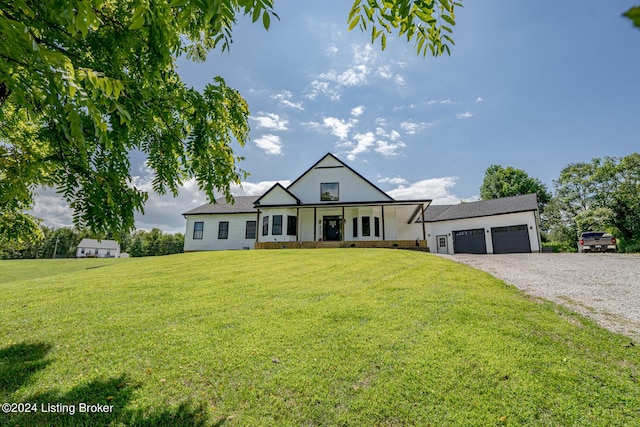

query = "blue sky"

[{"left": 33, "top": 1, "right": 640, "bottom": 233}]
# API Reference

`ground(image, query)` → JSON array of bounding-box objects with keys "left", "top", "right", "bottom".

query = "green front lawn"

[{"left": 0, "top": 250, "right": 638, "bottom": 426}]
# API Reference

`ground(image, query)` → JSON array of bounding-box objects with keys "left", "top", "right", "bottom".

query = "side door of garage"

[
  {"left": 453, "top": 228, "right": 487, "bottom": 254},
  {"left": 491, "top": 225, "right": 531, "bottom": 254}
]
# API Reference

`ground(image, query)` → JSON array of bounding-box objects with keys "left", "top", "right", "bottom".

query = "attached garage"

[
  {"left": 491, "top": 225, "right": 531, "bottom": 254},
  {"left": 453, "top": 228, "right": 487, "bottom": 254},
  {"left": 421, "top": 194, "right": 542, "bottom": 254}
]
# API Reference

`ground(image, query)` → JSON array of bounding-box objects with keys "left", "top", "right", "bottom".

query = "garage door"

[
  {"left": 491, "top": 225, "right": 531, "bottom": 254},
  {"left": 453, "top": 228, "right": 487, "bottom": 254}
]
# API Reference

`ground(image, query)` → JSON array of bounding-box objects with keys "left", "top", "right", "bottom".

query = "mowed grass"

[{"left": 0, "top": 250, "right": 638, "bottom": 426}]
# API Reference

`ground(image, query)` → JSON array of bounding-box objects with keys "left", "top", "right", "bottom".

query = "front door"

[
  {"left": 436, "top": 235, "right": 448, "bottom": 254},
  {"left": 323, "top": 216, "right": 342, "bottom": 241}
]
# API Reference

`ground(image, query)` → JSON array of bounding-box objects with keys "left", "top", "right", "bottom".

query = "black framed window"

[
  {"left": 193, "top": 221, "right": 204, "bottom": 239},
  {"left": 218, "top": 221, "right": 229, "bottom": 239},
  {"left": 374, "top": 217, "right": 380, "bottom": 237},
  {"left": 362, "top": 216, "right": 371, "bottom": 236},
  {"left": 287, "top": 216, "right": 297, "bottom": 236},
  {"left": 320, "top": 182, "right": 339, "bottom": 201},
  {"left": 246, "top": 221, "right": 256, "bottom": 239},
  {"left": 273, "top": 215, "right": 283, "bottom": 235},
  {"left": 352, "top": 217, "right": 358, "bottom": 237},
  {"left": 262, "top": 216, "right": 269, "bottom": 236}
]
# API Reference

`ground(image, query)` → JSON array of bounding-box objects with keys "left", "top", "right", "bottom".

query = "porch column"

[
  {"left": 296, "top": 207, "right": 300, "bottom": 242},
  {"left": 256, "top": 209, "right": 261, "bottom": 244},
  {"left": 421, "top": 203, "right": 426, "bottom": 241},
  {"left": 341, "top": 206, "right": 345, "bottom": 241},
  {"left": 313, "top": 207, "right": 317, "bottom": 241},
  {"left": 381, "top": 205, "right": 386, "bottom": 240}
]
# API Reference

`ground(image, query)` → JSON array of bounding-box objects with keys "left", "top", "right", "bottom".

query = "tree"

[
  {"left": 479, "top": 165, "right": 551, "bottom": 211},
  {"left": 1, "top": 1, "right": 461, "bottom": 245},
  {"left": 550, "top": 154, "right": 640, "bottom": 251}
]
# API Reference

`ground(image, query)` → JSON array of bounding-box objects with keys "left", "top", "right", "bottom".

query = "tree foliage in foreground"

[
  {"left": 0, "top": 0, "right": 462, "bottom": 245},
  {"left": 548, "top": 153, "right": 640, "bottom": 252},
  {"left": 479, "top": 164, "right": 551, "bottom": 211}
]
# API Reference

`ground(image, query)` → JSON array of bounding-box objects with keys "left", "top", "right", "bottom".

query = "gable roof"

[
  {"left": 182, "top": 196, "right": 259, "bottom": 215},
  {"left": 421, "top": 194, "right": 539, "bottom": 222},
  {"left": 255, "top": 183, "right": 301, "bottom": 207},
  {"left": 286, "top": 153, "right": 394, "bottom": 202},
  {"left": 77, "top": 239, "right": 120, "bottom": 250}
]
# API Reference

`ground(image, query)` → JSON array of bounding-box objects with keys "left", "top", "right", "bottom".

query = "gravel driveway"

[{"left": 437, "top": 253, "right": 640, "bottom": 341}]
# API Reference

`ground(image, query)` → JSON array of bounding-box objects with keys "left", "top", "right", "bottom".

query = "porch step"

[{"left": 314, "top": 241, "right": 342, "bottom": 248}]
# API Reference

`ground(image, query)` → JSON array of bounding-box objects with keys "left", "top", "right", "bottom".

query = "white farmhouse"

[
  {"left": 76, "top": 239, "right": 121, "bottom": 258},
  {"left": 183, "top": 153, "right": 541, "bottom": 254}
]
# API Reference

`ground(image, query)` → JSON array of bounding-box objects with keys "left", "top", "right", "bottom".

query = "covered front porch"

[{"left": 255, "top": 201, "right": 431, "bottom": 251}]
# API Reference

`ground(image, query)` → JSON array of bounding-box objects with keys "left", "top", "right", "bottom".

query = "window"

[
  {"left": 374, "top": 217, "right": 380, "bottom": 237},
  {"left": 262, "top": 216, "right": 269, "bottom": 236},
  {"left": 193, "top": 221, "right": 204, "bottom": 239},
  {"left": 273, "top": 215, "right": 283, "bottom": 235},
  {"left": 352, "top": 217, "right": 358, "bottom": 237},
  {"left": 287, "top": 216, "right": 297, "bottom": 236},
  {"left": 218, "top": 221, "right": 229, "bottom": 239},
  {"left": 320, "top": 182, "right": 339, "bottom": 201},
  {"left": 362, "top": 216, "right": 371, "bottom": 236},
  {"left": 439, "top": 236, "right": 447, "bottom": 248},
  {"left": 246, "top": 221, "right": 256, "bottom": 239}
]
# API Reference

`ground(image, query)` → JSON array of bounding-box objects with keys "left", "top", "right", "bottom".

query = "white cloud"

[
  {"left": 378, "top": 176, "right": 408, "bottom": 185},
  {"left": 322, "top": 117, "right": 357, "bottom": 140},
  {"left": 326, "top": 46, "right": 338, "bottom": 55},
  {"left": 375, "top": 117, "right": 388, "bottom": 127},
  {"left": 30, "top": 188, "right": 74, "bottom": 229},
  {"left": 345, "top": 132, "right": 376, "bottom": 161},
  {"left": 250, "top": 112, "right": 289, "bottom": 130},
  {"left": 319, "top": 64, "right": 369, "bottom": 87},
  {"left": 305, "top": 43, "right": 390, "bottom": 100},
  {"left": 375, "top": 140, "right": 406, "bottom": 157},
  {"left": 387, "top": 177, "right": 464, "bottom": 203},
  {"left": 271, "top": 91, "right": 304, "bottom": 110},
  {"left": 351, "top": 105, "right": 365, "bottom": 117},
  {"left": 377, "top": 65, "right": 393, "bottom": 79},
  {"left": 456, "top": 112, "right": 474, "bottom": 119},
  {"left": 305, "top": 80, "right": 339, "bottom": 100},
  {"left": 475, "top": 96, "right": 484, "bottom": 103},
  {"left": 254, "top": 134, "right": 283, "bottom": 155},
  {"left": 401, "top": 121, "right": 430, "bottom": 135},
  {"left": 376, "top": 127, "right": 401, "bottom": 141},
  {"left": 394, "top": 75, "right": 406, "bottom": 86},
  {"left": 231, "top": 180, "right": 292, "bottom": 196}
]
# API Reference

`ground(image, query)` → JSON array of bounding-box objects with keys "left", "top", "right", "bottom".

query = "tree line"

[
  {"left": 1, "top": 227, "right": 184, "bottom": 259},
  {"left": 480, "top": 153, "right": 640, "bottom": 252}
]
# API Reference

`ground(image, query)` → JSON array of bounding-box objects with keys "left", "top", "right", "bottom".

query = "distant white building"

[{"left": 76, "top": 239, "right": 121, "bottom": 258}]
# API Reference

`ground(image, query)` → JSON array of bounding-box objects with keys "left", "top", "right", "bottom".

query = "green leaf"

[
  {"left": 623, "top": 6, "right": 640, "bottom": 28},
  {"left": 348, "top": 14, "right": 361, "bottom": 31},
  {"left": 262, "top": 11, "right": 271, "bottom": 30}
]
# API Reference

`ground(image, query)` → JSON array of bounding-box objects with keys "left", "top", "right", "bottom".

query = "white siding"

[
  {"left": 422, "top": 211, "right": 540, "bottom": 254},
  {"left": 259, "top": 186, "right": 298, "bottom": 205},
  {"left": 184, "top": 214, "right": 257, "bottom": 251},
  {"left": 257, "top": 208, "right": 299, "bottom": 243},
  {"left": 288, "top": 165, "right": 390, "bottom": 204}
]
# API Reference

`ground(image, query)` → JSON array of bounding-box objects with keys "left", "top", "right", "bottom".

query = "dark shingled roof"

[
  {"left": 182, "top": 196, "right": 259, "bottom": 215},
  {"left": 423, "top": 193, "right": 538, "bottom": 222}
]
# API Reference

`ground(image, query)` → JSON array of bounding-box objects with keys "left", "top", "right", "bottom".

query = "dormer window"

[{"left": 320, "top": 182, "right": 339, "bottom": 201}]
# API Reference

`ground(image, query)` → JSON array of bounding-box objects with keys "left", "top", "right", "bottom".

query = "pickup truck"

[{"left": 578, "top": 232, "right": 617, "bottom": 253}]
